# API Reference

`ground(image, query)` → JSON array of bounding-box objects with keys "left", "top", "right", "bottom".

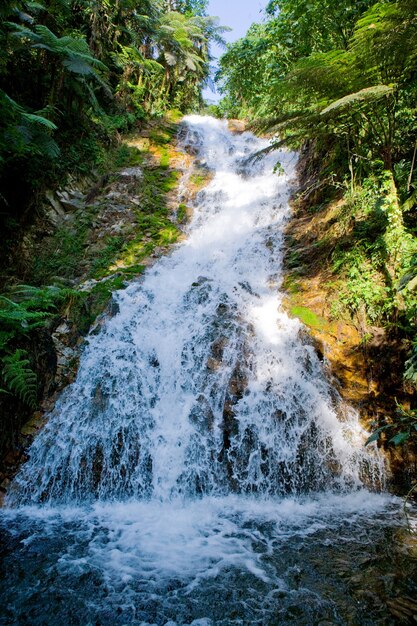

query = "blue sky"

[{"left": 203, "top": 0, "right": 267, "bottom": 102}]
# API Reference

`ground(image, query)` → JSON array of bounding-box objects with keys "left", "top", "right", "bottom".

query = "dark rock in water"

[
  {"left": 211, "top": 335, "right": 228, "bottom": 361},
  {"left": 92, "top": 383, "right": 109, "bottom": 412},
  {"left": 206, "top": 356, "right": 221, "bottom": 371},
  {"left": 189, "top": 394, "right": 214, "bottom": 432},
  {"left": 107, "top": 297, "right": 120, "bottom": 318}
]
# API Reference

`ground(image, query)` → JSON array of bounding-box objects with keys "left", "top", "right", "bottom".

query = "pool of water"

[{"left": 1, "top": 492, "right": 416, "bottom": 625}]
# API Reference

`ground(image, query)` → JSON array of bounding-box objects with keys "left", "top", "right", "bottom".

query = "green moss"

[
  {"left": 177, "top": 203, "right": 188, "bottom": 223},
  {"left": 98, "top": 142, "right": 144, "bottom": 174},
  {"left": 149, "top": 129, "right": 172, "bottom": 146},
  {"left": 190, "top": 172, "right": 209, "bottom": 187},
  {"left": 282, "top": 274, "right": 301, "bottom": 294},
  {"left": 158, "top": 226, "right": 179, "bottom": 245},
  {"left": 290, "top": 306, "right": 326, "bottom": 329},
  {"left": 160, "top": 148, "right": 170, "bottom": 169},
  {"left": 166, "top": 109, "right": 183, "bottom": 123},
  {"left": 161, "top": 171, "right": 179, "bottom": 192},
  {"left": 91, "top": 236, "right": 126, "bottom": 278}
]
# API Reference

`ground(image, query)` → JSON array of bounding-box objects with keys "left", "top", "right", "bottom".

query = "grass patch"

[
  {"left": 98, "top": 141, "right": 144, "bottom": 174},
  {"left": 30, "top": 205, "right": 99, "bottom": 284},
  {"left": 286, "top": 249, "right": 303, "bottom": 270},
  {"left": 91, "top": 236, "right": 126, "bottom": 278}
]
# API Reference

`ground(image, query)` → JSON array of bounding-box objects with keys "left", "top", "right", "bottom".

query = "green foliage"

[
  {"left": 0, "top": 294, "right": 50, "bottom": 352},
  {"left": 329, "top": 174, "right": 417, "bottom": 324},
  {"left": 331, "top": 248, "right": 388, "bottom": 323},
  {"left": 366, "top": 403, "right": 417, "bottom": 448},
  {"left": 266, "top": 0, "right": 374, "bottom": 54},
  {"left": 1, "top": 349, "right": 37, "bottom": 408},
  {"left": 0, "top": 0, "right": 227, "bottom": 240},
  {"left": 0, "top": 90, "right": 59, "bottom": 163},
  {"left": 0, "top": 285, "right": 81, "bottom": 408}
]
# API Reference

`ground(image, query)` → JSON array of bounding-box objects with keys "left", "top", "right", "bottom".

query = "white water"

[{"left": 1, "top": 116, "right": 403, "bottom": 626}]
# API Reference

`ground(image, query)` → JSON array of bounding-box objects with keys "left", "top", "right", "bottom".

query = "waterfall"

[
  {"left": 1, "top": 117, "right": 405, "bottom": 626},
  {"left": 7, "top": 116, "right": 382, "bottom": 505}
]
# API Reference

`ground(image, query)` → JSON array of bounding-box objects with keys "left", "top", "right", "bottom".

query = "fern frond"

[
  {"left": 2, "top": 349, "right": 37, "bottom": 408},
  {"left": 25, "top": 2, "right": 46, "bottom": 11},
  {"left": 0, "top": 295, "right": 51, "bottom": 331},
  {"left": 252, "top": 110, "right": 310, "bottom": 133},
  {"left": 320, "top": 85, "right": 394, "bottom": 116},
  {"left": 0, "top": 330, "right": 17, "bottom": 352},
  {"left": 21, "top": 112, "right": 57, "bottom": 130}
]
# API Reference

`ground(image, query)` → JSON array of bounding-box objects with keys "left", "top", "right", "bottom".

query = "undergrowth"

[
  {"left": 1, "top": 116, "right": 184, "bottom": 417},
  {"left": 0, "top": 286, "right": 82, "bottom": 406}
]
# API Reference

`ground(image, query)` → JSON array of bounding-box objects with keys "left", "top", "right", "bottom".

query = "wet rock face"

[
  {"left": 52, "top": 319, "right": 83, "bottom": 389},
  {"left": 189, "top": 394, "right": 215, "bottom": 433},
  {"left": 227, "top": 119, "right": 247, "bottom": 134},
  {"left": 220, "top": 361, "right": 248, "bottom": 490}
]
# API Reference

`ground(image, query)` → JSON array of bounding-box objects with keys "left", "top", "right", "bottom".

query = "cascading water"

[
  {"left": 5, "top": 117, "right": 382, "bottom": 505},
  {"left": 0, "top": 117, "right": 415, "bottom": 626}
]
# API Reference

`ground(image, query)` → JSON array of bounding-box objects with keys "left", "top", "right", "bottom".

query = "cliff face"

[{"left": 283, "top": 146, "right": 417, "bottom": 494}]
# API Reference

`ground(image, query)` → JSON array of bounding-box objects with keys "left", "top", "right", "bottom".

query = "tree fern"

[
  {"left": 0, "top": 90, "right": 59, "bottom": 159},
  {"left": 320, "top": 85, "right": 394, "bottom": 116},
  {"left": 1, "top": 349, "right": 37, "bottom": 408}
]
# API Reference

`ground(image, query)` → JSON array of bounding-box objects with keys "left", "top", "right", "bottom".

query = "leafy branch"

[{"left": 366, "top": 402, "right": 417, "bottom": 447}]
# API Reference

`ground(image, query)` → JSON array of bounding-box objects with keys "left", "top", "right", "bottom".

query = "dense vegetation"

[
  {"left": 216, "top": 0, "right": 417, "bottom": 450},
  {"left": 0, "top": 0, "right": 226, "bottom": 237},
  {"left": 0, "top": 0, "right": 226, "bottom": 449}
]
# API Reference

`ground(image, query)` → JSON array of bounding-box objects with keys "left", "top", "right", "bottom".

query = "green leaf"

[
  {"left": 22, "top": 112, "right": 57, "bottom": 130},
  {"left": 365, "top": 430, "right": 381, "bottom": 445},
  {"left": 389, "top": 432, "right": 410, "bottom": 446}
]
